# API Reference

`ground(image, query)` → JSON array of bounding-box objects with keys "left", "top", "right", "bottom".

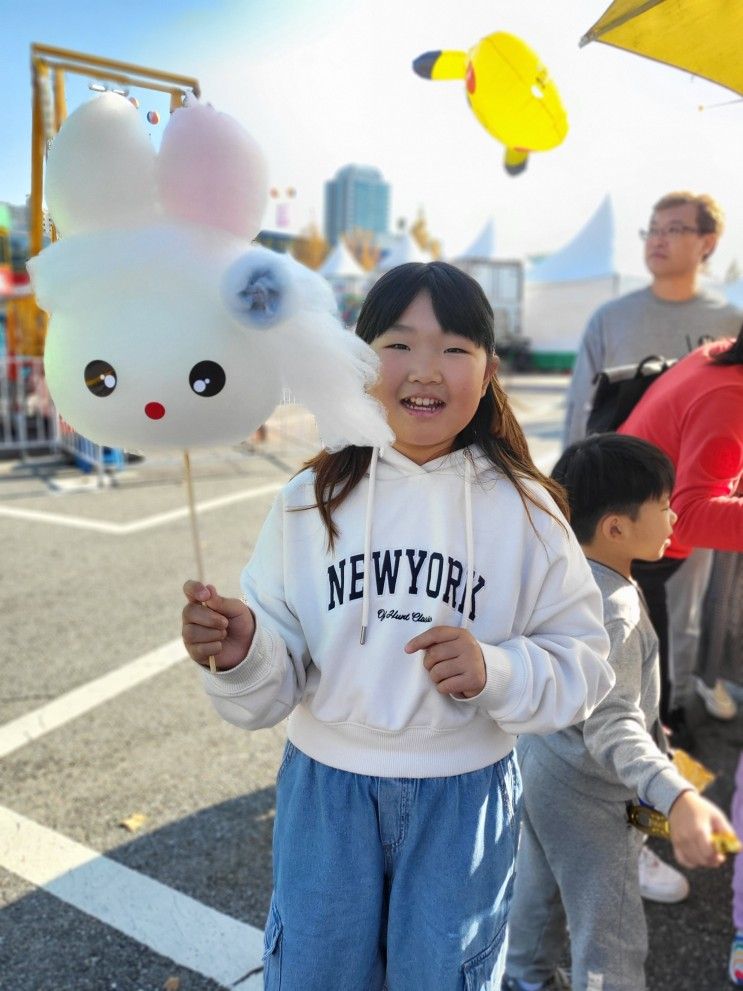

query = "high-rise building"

[{"left": 324, "top": 165, "right": 390, "bottom": 246}]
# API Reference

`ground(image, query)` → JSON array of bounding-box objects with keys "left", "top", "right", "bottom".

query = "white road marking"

[
  {"left": 0, "top": 481, "right": 283, "bottom": 534},
  {"left": 0, "top": 804, "right": 264, "bottom": 988},
  {"left": 0, "top": 639, "right": 187, "bottom": 759}
]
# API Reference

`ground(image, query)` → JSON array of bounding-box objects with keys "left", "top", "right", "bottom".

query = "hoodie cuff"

[
  {"left": 450, "top": 642, "right": 519, "bottom": 713},
  {"left": 200, "top": 618, "right": 276, "bottom": 697},
  {"left": 643, "top": 764, "right": 696, "bottom": 817}
]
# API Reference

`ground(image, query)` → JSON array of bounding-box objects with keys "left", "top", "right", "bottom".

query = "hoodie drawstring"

[
  {"left": 360, "top": 446, "right": 379, "bottom": 645},
  {"left": 462, "top": 455, "right": 474, "bottom": 631}
]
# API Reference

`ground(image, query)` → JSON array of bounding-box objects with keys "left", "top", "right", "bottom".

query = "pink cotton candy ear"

[{"left": 156, "top": 103, "right": 268, "bottom": 240}]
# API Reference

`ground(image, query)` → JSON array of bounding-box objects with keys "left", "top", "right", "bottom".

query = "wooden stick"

[{"left": 183, "top": 450, "right": 217, "bottom": 673}]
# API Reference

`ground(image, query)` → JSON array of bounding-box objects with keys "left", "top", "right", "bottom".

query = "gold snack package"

[
  {"left": 626, "top": 750, "right": 740, "bottom": 854},
  {"left": 672, "top": 749, "right": 716, "bottom": 793}
]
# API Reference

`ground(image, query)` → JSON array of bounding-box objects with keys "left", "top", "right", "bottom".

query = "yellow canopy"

[{"left": 580, "top": 0, "right": 743, "bottom": 97}]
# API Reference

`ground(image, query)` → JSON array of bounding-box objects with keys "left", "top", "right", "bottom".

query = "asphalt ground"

[{"left": 0, "top": 377, "right": 740, "bottom": 991}]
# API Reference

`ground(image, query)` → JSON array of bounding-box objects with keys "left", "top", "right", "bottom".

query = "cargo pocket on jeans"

[
  {"left": 262, "top": 900, "right": 283, "bottom": 989},
  {"left": 462, "top": 919, "right": 507, "bottom": 991},
  {"left": 276, "top": 741, "right": 297, "bottom": 784}
]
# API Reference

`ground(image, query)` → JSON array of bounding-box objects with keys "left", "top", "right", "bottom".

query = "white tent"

[
  {"left": 319, "top": 240, "right": 365, "bottom": 280},
  {"left": 524, "top": 195, "right": 647, "bottom": 368},
  {"left": 318, "top": 239, "right": 368, "bottom": 314},
  {"left": 376, "top": 232, "right": 431, "bottom": 272},
  {"left": 459, "top": 219, "right": 497, "bottom": 261}
]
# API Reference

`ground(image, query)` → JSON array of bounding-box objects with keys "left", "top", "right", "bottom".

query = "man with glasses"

[
  {"left": 563, "top": 191, "right": 740, "bottom": 906},
  {"left": 564, "top": 191, "right": 739, "bottom": 446}
]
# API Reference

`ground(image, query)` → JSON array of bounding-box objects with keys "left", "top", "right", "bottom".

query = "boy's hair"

[
  {"left": 551, "top": 434, "right": 675, "bottom": 545},
  {"left": 302, "top": 261, "right": 568, "bottom": 548}
]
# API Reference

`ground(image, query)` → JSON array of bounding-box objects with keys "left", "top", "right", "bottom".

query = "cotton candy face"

[
  {"left": 29, "top": 94, "right": 393, "bottom": 453},
  {"left": 41, "top": 236, "right": 282, "bottom": 449}
]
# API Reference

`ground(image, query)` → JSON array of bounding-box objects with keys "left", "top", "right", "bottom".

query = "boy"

[{"left": 502, "top": 434, "right": 733, "bottom": 991}]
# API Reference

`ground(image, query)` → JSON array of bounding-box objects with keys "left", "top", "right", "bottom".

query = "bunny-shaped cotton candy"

[{"left": 29, "top": 94, "right": 392, "bottom": 452}]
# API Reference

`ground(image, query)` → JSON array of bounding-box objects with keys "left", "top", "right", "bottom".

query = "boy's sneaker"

[
  {"left": 729, "top": 931, "right": 743, "bottom": 986},
  {"left": 501, "top": 969, "right": 571, "bottom": 990},
  {"left": 638, "top": 845, "right": 690, "bottom": 902},
  {"left": 695, "top": 677, "right": 738, "bottom": 720}
]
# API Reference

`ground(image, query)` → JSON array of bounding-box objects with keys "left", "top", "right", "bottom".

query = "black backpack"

[{"left": 586, "top": 354, "right": 677, "bottom": 434}]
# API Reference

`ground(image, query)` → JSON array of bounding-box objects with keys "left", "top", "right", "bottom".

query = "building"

[
  {"left": 453, "top": 219, "right": 524, "bottom": 344},
  {"left": 324, "top": 165, "right": 390, "bottom": 246}
]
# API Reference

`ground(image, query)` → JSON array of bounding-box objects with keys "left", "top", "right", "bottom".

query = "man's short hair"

[
  {"left": 551, "top": 434, "right": 675, "bottom": 545},
  {"left": 653, "top": 190, "right": 725, "bottom": 237}
]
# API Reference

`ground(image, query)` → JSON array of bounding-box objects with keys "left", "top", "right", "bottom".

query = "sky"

[{"left": 2, "top": 0, "right": 743, "bottom": 279}]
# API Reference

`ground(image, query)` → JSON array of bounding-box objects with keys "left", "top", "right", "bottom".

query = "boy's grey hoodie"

[{"left": 526, "top": 560, "right": 691, "bottom": 816}]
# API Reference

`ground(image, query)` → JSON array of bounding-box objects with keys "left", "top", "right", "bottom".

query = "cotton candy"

[{"left": 29, "top": 94, "right": 392, "bottom": 452}]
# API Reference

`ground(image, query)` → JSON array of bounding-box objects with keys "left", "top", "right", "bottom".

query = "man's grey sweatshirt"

[
  {"left": 564, "top": 287, "right": 741, "bottom": 446},
  {"left": 526, "top": 560, "right": 692, "bottom": 816}
]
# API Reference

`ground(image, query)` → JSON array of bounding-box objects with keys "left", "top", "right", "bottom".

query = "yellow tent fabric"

[{"left": 580, "top": 0, "right": 743, "bottom": 97}]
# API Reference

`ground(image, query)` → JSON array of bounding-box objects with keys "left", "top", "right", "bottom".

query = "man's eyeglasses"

[{"left": 639, "top": 225, "right": 701, "bottom": 241}]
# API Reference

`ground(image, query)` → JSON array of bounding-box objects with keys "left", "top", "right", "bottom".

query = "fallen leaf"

[
  {"left": 119, "top": 812, "right": 148, "bottom": 833},
  {"left": 163, "top": 977, "right": 181, "bottom": 991}
]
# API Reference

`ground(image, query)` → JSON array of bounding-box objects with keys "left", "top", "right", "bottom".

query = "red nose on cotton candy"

[{"left": 156, "top": 103, "right": 268, "bottom": 240}]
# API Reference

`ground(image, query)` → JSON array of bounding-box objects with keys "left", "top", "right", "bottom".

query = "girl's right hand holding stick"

[{"left": 182, "top": 580, "right": 255, "bottom": 670}]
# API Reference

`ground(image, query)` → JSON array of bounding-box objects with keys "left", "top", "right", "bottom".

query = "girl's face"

[{"left": 369, "top": 291, "right": 497, "bottom": 465}]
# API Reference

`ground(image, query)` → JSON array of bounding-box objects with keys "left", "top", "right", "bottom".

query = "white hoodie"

[{"left": 203, "top": 446, "right": 613, "bottom": 777}]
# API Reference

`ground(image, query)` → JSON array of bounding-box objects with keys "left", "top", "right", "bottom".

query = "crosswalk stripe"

[
  {"left": 0, "top": 805, "right": 264, "bottom": 988},
  {"left": 0, "top": 481, "right": 283, "bottom": 534},
  {"left": 0, "top": 639, "right": 187, "bottom": 759}
]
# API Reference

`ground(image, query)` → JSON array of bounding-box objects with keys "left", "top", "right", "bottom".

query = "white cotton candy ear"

[
  {"left": 157, "top": 103, "right": 268, "bottom": 239},
  {"left": 45, "top": 93, "right": 158, "bottom": 237}
]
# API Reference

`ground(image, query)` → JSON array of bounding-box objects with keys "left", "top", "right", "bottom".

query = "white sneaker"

[
  {"left": 638, "top": 845, "right": 690, "bottom": 903},
  {"left": 694, "top": 677, "right": 738, "bottom": 720}
]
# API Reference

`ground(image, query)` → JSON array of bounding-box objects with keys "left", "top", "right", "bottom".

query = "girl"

[{"left": 182, "top": 261, "right": 613, "bottom": 990}]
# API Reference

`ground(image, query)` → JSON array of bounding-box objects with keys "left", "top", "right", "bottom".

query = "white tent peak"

[
  {"left": 459, "top": 218, "right": 497, "bottom": 260},
  {"left": 319, "top": 239, "right": 364, "bottom": 278},
  {"left": 527, "top": 196, "right": 615, "bottom": 283},
  {"left": 377, "top": 232, "right": 431, "bottom": 271}
]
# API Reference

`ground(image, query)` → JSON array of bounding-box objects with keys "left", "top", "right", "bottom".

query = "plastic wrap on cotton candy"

[{"left": 29, "top": 94, "right": 392, "bottom": 453}]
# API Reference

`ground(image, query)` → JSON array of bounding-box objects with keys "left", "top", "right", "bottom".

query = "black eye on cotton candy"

[
  {"left": 189, "top": 361, "right": 226, "bottom": 397},
  {"left": 84, "top": 360, "right": 117, "bottom": 397}
]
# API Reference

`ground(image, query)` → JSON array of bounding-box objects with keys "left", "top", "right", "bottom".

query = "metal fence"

[
  {"left": 0, "top": 357, "right": 320, "bottom": 485},
  {"left": 0, "top": 354, "right": 110, "bottom": 478},
  {"left": 0, "top": 354, "right": 56, "bottom": 455}
]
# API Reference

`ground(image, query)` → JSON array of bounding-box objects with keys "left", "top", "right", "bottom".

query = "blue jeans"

[{"left": 263, "top": 743, "right": 521, "bottom": 990}]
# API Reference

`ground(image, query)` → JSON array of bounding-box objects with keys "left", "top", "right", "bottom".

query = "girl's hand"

[
  {"left": 668, "top": 790, "right": 733, "bottom": 869},
  {"left": 405, "top": 626, "right": 486, "bottom": 699},
  {"left": 182, "top": 580, "right": 255, "bottom": 670}
]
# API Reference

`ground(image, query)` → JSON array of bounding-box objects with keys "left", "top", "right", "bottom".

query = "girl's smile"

[
  {"left": 369, "top": 291, "right": 497, "bottom": 465},
  {"left": 400, "top": 393, "right": 446, "bottom": 415}
]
